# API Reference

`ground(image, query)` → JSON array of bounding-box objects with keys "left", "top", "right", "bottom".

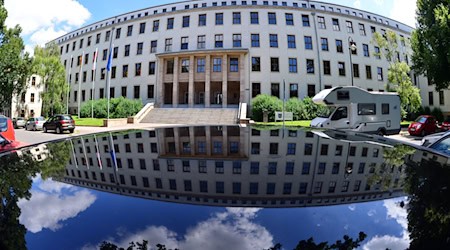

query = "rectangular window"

[
  {"left": 300, "top": 14, "right": 311, "bottom": 27},
  {"left": 306, "top": 59, "right": 314, "bottom": 74},
  {"left": 271, "top": 83, "right": 280, "bottom": 97},
  {"left": 286, "top": 13, "right": 294, "bottom": 25},
  {"left": 182, "top": 16, "right": 190, "bottom": 27},
  {"left": 197, "top": 58, "right": 205, "bottom": 73},
  {"left": 321, "top": 37, "right": 328, "bottom": 51},
  {"left": 307, "top": 84, "right": 315, "bottom": 97},
  {"left": 135, "top": 63, "right": 141, "bottom": 76},
  {"left": 289, "top": 58, "right": 297, "bottom": 73},
  {"left": 268, "top": 12, "right": 277, "bottom": 24},
  {"left": 363, "top": 44, "right": 369, "bottom": 57},
  {"left": 359, "top": 23, "right": 366, "bottom": 36},
  {"left": 233, "top": 12, "right": 241, "bottom": 24},
  {"left": 133, "top": 86, "right": 140, "bottom": 99},
  {"left": 213, "top": 58, "right": 222, "bottom": 72},
  {"left": 252, "top": 82, "right": 261, "bottom": 97},
  {"left": 181, "top": 59, "right": 190, "bottom": 73},
  {"left": 147, "top": 85, "right": 154, "bottom": 98},
  {"left": 323, "top": 60, "right": 331, "bottom": 75},
  {"left": 336, "top": 39, "right": 343, "bottom": 53},
  {"left": 268, "top": 162, "right": 277, "bottom": 174},
  {"left": 250, "top": 12, "right": 259, "bottom": 24},
  {"left": 181, "top": 36, "right": 189, "bottom": 50},
  {"left": 149, "top": 61, "right": 155, "bottom": 75},
  {"left": 251, "top": 34, "right": 260, "bottom": 47},
  {"left": 346, "top": 20, "right": 353, "bottom": 33},
  {"left": 115, "top": 28, "right": 121, "bottom": 39},
  {"left": 429, "top": 91, "right": 434, "bottom": 106},
  {"left": 124, "top": 44, "right": 130, "bottom": 57},
  {"left": 166, "top": 60, "right": 174, "bottom": 74},
  {"left": 127, "top": 25, "right": 133, "bottom": 36},
  {"left": 270, "top": 57, "right": 279, "bottom": 72},
  {"left": 375, "top": 46, "right": 381, "bottom": 59},
  {"left": 252, "top": 57, "right": 260, "bottom": 71},
  {"left": 318, "top": 16, "right": 326, "bottom": 29},
  {"left": 198, "top": 14, "right": 207, "bottom": 26},
  {"left": 289, "top": 84, "right": 298, "bottom": 97},
  {"left": 136, "top": 42, "right": 143, "bottom": 55},
  {"left": 270, "top": 34, "right": 278, "bottom": 47},
  {"left": 215, "top": 34, "right": 223, "bottom": 48},
  {"left": 302, "top": 162, "right": 311, "bottom": 175},
  {"left": 353, "top": 64, "right": 359, "bottom": 78},
  {"left": 338, "top": 62, "right": 345, "bottom": 76},
  {"left": 215, "top": 13, "right": 223, "bottom": 25},
  {"left": 138, "top": 22, "right": 145, "bottom": 34},
  {"left": 439, "top": 91, "right": 445, "bottom": 105},
  {"left": 233, "top": 34, "right": 242, "bottom": 47},
  {"left": 122, "top": 65, "right": 128, "bottom": 78},
  {"left": 358, "top": 103, "right": 376, "bottom": 115},
  {"left": 377, "top": 67, "right": 383, "bottom": 81},
  {"left": 152, "top": 20, "right": 159, "bottom": 31},
  {"left": 332, "top": 18, "right": 340, "bottom": 31},
  {"left": 150, "top": 40, "right": 157, "bottom": 53},
  {"left": 167, "top": 18, "right": 174, "bottom": 29},
  {"left": 287, "top": 35, "right": 296, "bottom": 48},
  {"left": 165, "top": 38, "right": 172, "bottom": 52},
  {"left": 197, "top": 35, "right": 206, "bottom": 49},
  {"left": 366, "top": 65, "right": 372, "bottom": 79},
  {"left": 230, "top": 58, "right": 239, "bottom": 72},
  {"left": 304, "top": 36, "right": 313, "bottom": 50}
]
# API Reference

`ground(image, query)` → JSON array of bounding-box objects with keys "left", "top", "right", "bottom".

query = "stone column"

[
  {"left": 189, "top": 126, "right": 195, "bottom": 156},
  {"left": 157, "top": 57, "right": 164, "bottom": 107},
  {"left": 205, "top": 55, "right": 211, "bottom": 107},
  {"left": 173, "top": 56, "right": 179, "bottom": 107},
  {"left": 206, "top": 126, "right": 211, "bottom": 156},
  {"left": 222, "top": 126, "right": 228, "bottom": 157},
  {"left": 174, "top": 127, "right": 180, "bottom": 155},
  {"left": 222, "top": 54, "right": 228, "bottom": 107},
  {"left": 189, "top": 55, "right": 195, "bottom": 107},
  {"left": 240, "top": 54, "right": 246, "bottom": 103}
]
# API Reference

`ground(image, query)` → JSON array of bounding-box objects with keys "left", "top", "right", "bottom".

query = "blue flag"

[{"left": 106, "top": 47, "right": 113, "bottom": 72}]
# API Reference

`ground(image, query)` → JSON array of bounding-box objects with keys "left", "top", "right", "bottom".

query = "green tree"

[
  {"left": 0, "top": 0, "right": 32, "bottom": 114},
  {"left": 33, "top": 43, "right": 68, "bottom": 117},
  {"left": 412, "top": 0, "right": 450, "bottom": 90},
  {"left": 251, "top": 94, "right": 282, "bottom": 122},
  {"left": 373, "top": 30, "right": 422, "bottom": 118}
]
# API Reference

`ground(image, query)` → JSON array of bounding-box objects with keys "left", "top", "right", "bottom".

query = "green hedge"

[
  {"left": 251, "top": 95, "right": 327, "bottom": 122},
  {"left": 80, "top": 97, "right": 143, "bottom": 118}
]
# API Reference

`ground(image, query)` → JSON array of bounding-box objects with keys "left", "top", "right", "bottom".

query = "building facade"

[
  {"left": 50, "top": 0, "right": 431, "bottom": 115},
  {"left": 10, "top": 75, "right": 44, "bottom": 118}
]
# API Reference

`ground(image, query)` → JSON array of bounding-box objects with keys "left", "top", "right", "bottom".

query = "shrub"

[
  {"left": 285, "top": 98, "right": 304, "bottom": 120},
  {"left": 431, "top": 107, "right": 444, "bottom": 122},
  {"left": 251, "top": 94, "right": 282, "bottom": 122},
  {"left": 80, "top": 97, "right": 142, "bottom": 118},
  {"left": 301, "top": 97, "right": 328, "bottom": 120}
]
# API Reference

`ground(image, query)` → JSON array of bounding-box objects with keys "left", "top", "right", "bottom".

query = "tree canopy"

[
  {"left": 33, "top": 43, "right": 68, "bottom": 116},
  {"left": 0, "top": 0, "right": 32, "bottom": 114},
  {"left": 412, "top": 0, "right": 450, "bottom": 90}
]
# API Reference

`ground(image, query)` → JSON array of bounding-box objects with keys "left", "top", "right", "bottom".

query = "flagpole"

[
  {"left": 106, "top": 43, "right": 114, "bottom": 122},
  {"left": 94, "top": 134, "right": 103, "bottom": 170},
  {"left": 92, "top": 48, "right": 98, "bottom": 118},
  {"left": 66, "top": 55, "right": 73, "bottom": 114},
  {"left": 78, "top": 51, "right": 84, "bottom": 118}
]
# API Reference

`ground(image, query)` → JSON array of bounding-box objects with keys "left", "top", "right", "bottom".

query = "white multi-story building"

[
  {"left": 48, "top": 0, "right": 433, "bottom": 115},
  {"left": 10, "top": 75, "right": 44, "bottom": 118},
  {"left": 58, "top": 125, "right": 407, "bottom": 207}
]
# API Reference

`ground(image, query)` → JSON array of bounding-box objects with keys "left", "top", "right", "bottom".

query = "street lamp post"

[{"left": 348, "top": 37, "right": 357, "bottom": 86}]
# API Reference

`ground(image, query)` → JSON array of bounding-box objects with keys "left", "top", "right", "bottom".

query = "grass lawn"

[
  {"left": 254, "top": 120, "right": 311, "bottom": 127},
  {"left": 72, "top": 116, "right": 104, "bottom": 127}
]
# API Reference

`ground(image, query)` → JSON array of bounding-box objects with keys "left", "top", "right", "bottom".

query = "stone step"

[{"left": 140, "top": 108, "right": 239, "bottom": 125}]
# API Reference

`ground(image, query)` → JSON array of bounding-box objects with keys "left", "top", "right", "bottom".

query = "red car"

[
  {"left": 441, "top": 117, "right": 450, "bottom": 131},
  {"left": 408, "top": 115, "right": 439, "bottom": 136},
  {"left": 0, "top": 115, "right": 16, "bottom": 141}
]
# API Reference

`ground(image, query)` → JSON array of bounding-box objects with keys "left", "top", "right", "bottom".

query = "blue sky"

[{"left": 5, "top": 0, "right": 416, "bottom": 55}]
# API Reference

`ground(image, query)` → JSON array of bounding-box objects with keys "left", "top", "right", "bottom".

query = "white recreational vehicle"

[{"left": 310, "top": 86, "right": 401, "bottom": 135}]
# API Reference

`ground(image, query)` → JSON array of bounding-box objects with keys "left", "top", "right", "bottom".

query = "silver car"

[
  {"left": 421, "top": 131, "right": 450, "bottom": 147},
  {"left": 25, "top": 117, "right": 46, "bottom": 131},
  {"left": 13, "top": 117, "right": 26, "bottom": 128}
]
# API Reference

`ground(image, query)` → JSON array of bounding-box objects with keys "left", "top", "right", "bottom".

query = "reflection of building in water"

[
  {"left": 59, "top": 125, "right": 407, "bottom": 207},
  {"left": 17, "top": 144, "right": 49, "bottom": 162}
]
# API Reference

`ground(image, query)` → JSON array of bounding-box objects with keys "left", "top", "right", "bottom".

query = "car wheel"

[
  {"left": 43, "top": 126, "right": 47, "bottom": 133},
  {"left": 56, "top": 126, "right": 62, "bottom": 134},
  {"left": 25, "top": 126, "right": 27, "bottom": 131},
  {"left": 33, "top": 125, "right": 36, "bottom": 131},
  {"left": 69, "top": 129, "right": 74, "bottom": 133}
]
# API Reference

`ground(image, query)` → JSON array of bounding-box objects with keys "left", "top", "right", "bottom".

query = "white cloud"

[
  {"left": 353, "top": 0, "right": 361, "bottom": 9},
  {"left": 374, "top": 0, "right": 385, "bottom": 5},
  {"left": 348, "top": 204, "right": 356, "bottom": 211},
  {"left": 84, "top": 207, "right": 274, "bottom": 250},
  {"left": 18, "top": 181, "right": 96, "bottom": 233},
  {"left": 362, "top": 198, "right": 410, "bottom": 250},
  {"left": 367, "top": 209, "right": 377, "bottom": 216},
  {"left": 5, "top": 0, "right": 91, "bottom": 50},
  {"left": 390, "top": 0, "right": 417, "bottom": 27}
]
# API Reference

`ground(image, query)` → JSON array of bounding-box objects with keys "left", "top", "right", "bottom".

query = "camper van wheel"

[{"left": 377, "top": 128, "right": 385, "bottom": 136}]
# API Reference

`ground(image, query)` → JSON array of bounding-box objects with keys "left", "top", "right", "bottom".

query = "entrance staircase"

[{"left": 140, "top": 108, "right": 239, "bottom": 125}]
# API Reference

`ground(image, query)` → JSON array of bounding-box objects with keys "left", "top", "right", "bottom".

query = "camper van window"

[
  {"left": 358, "top": 103, "right": 376, "bottom": 115},
  {"left": 382, "top": 103, "right": 389, "bottom": 114},
  {"left": 337, "top": 90, "right": 349, "bottom": 100},
  {"left": 331, "top": 107, "right": 347, "bottom": 120},
  {"left": 318, "top": 106, "right": 336, "bottom": 118}
]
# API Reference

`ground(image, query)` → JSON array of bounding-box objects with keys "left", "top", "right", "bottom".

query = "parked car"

[
  {"left": 0, "top": 133, "right": 24, "bottom": 152},
  {"left": 0, "top": 115, "right": 16, "bottom": 142},
  {"left": 43, "top": 114, "right": 75, "bottom": 134},
  {"left": 12, "top": 117, "right": 26, "bottom": 129},
  {"left": 427, "top": 132, "right": 450, "bottom": 156},
  {"left": 408, "top": 115, "right": 439, "bottom": 136},
  {"left": 441, "top": 117, "right": 450, "bottom": 131},
  {"left": 25, "top": 116, "right": 46, "bottom": 131},
  {"left": 421, "top": 131, "right": 450, "bottom": 147}
]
